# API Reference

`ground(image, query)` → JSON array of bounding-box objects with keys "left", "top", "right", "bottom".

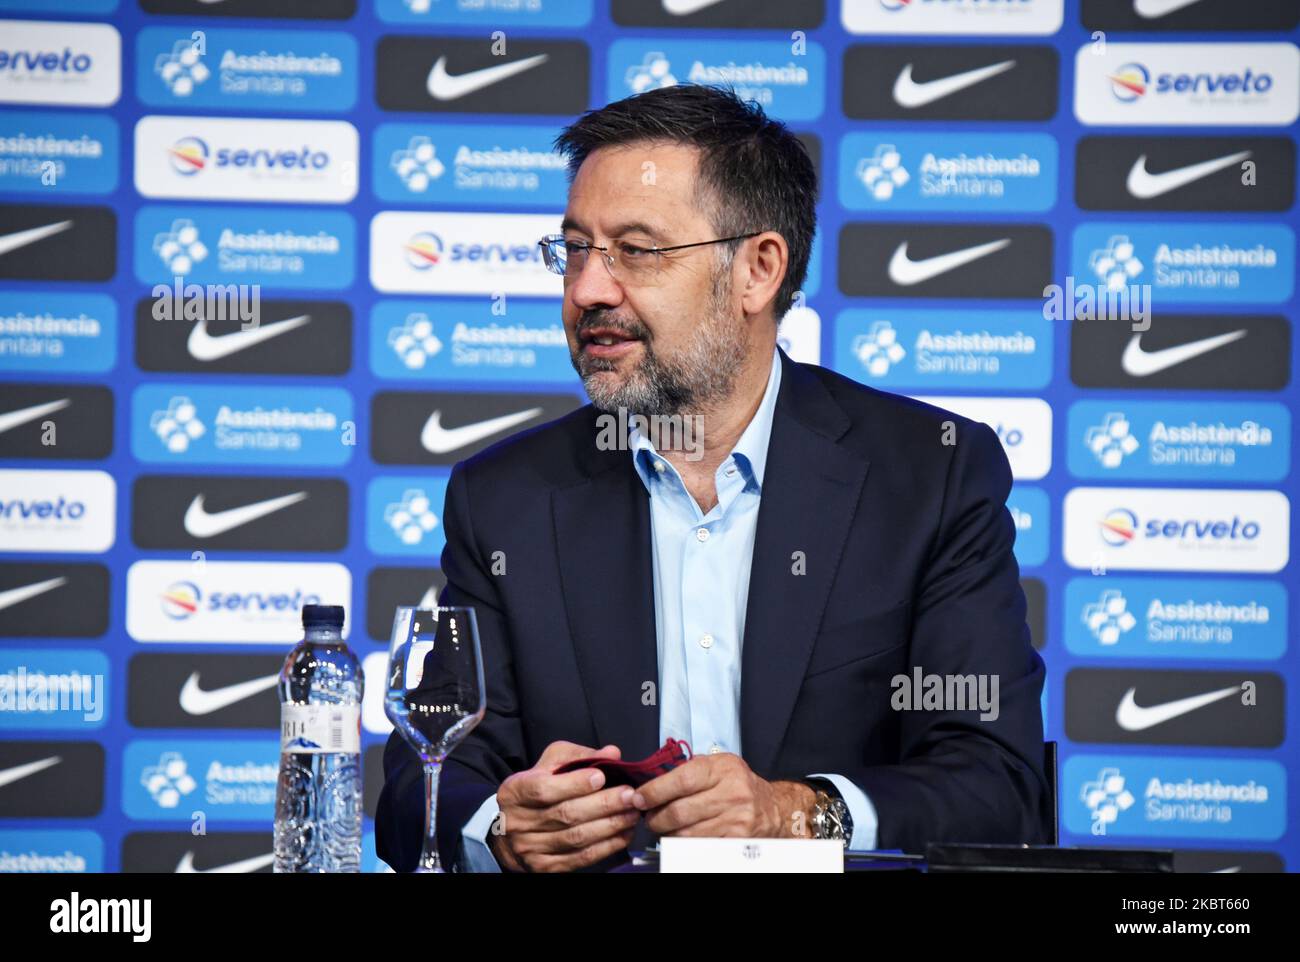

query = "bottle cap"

[{"left": 302, "top": 604, "right": 345, "bottom": 629}]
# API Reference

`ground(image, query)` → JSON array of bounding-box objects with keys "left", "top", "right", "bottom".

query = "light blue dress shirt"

[{"left": 455, "top": 348, "right": 878, "bottom": 871}]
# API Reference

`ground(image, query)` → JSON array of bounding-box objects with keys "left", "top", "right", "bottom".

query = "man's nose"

[{"left": 567, "top": 248, "right": 625, "bottom": 311}]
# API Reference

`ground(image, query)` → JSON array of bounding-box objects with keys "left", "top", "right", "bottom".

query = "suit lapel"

[
  {"left": 553, "top": 433, "right": 661, "bottom": 762},
  {"left": 740, "top": 354, "right": 870, "bottom": 778}
]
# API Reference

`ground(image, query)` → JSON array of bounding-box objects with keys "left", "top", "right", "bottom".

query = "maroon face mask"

[{"left": 552, "top": 738, "right": 693, "bottom": 788}]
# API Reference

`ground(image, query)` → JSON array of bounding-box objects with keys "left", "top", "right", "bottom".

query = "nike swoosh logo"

[
  {"left": 175, "top": 851, "right": 275, "bottom": 873},
  {"left": 1134, "top": 0, "right": 1204, "bottom": 18},
  {"left": 426, "top": 54, "right": 549, "bottom": 101},
  {"left": 0, "top": 398, "right": 70, "bottom": 435},
  {"left": 887, "top": 238, "right": 1010, "bottom": 286},
  {"left": 0, "top": 220, "right": 73, "bottom": 258},
  {"left": 1115, "top": 685, "right": 1238, "bottom": 731},
  {"left": 187, "top": 314, "right": 311, "bottom": 361},
  {"left": 1127, "top": 150, "right": 1252, "bottom": 199},
  {"left": 1121, "top": 330, "right": 1246, "bottom": 376},
  {"left": 421, "top": 407, "right": 543, "bottom": 454},
  {"left": 184, "top": 491, "right": 308, "bottom": 538},
  {"left": 893, "top": 60, "right": 1015, "bottom": 109},
  {"left": 179, "top": 671, "right": 280, "bottom": 716},
  {"left": 0, "top": 755, "right": 61, "bottom": 789},
  {"left": 0, "top": 576, "right": 67, "bottom": 612},
  {"left": 663, "top": 0, "right": 726, "bottom": 13}
]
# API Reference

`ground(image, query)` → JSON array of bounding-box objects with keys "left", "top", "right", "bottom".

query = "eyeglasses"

[{"left": 537, "top": 231, "right": 763, "bottom": 285}]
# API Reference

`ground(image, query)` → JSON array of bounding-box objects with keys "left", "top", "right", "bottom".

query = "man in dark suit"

[{"left": 377, "top": 83, "right": 1049, "bottom": 873}]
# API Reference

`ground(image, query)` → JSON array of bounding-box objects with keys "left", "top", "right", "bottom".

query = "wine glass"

[{"left": 383, "top": 606, "right": 485, "bottom": 873}]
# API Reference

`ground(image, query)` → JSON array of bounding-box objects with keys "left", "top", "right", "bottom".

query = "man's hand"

[
  {"left": 631, "top": 753, "right": 817, "bottom": 839},
  {"left": 488, "top": 740, "right": 642, "bottom": 873}
]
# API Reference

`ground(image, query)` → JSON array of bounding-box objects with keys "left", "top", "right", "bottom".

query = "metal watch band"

[{"left": 809, "top": 784, "right": 852, "bottom": 845}]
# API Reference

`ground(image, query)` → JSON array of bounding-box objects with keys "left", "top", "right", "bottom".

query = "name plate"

[{"left": 659, "top": 838, "right": 843, "bottom": 873}]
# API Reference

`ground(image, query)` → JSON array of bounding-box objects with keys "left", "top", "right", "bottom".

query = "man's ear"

[{"left": 739, "top": 231, "right": 788, "bottom": 318}]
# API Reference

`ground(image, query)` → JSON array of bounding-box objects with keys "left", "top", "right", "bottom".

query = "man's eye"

[{"left": 619, "top": 243, "right": 652, "bottom": 258}]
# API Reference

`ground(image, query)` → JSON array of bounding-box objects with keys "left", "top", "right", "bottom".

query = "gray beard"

[{"left": 573, "top": 271, "right": 747, "bottom": 419}]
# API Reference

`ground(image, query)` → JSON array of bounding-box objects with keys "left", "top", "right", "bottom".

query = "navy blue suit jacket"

[{"left": 376, "top": 350, "right": 1051, "bottom": 872}]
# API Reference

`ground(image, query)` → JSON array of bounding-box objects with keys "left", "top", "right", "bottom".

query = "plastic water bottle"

[{"left": 273, "top": 604, "right": 363, "bottom": 873}]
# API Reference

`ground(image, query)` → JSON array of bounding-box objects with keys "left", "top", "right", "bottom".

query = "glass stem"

[{"left": 418, "top": 761, "right": 444, "bottom": 873}]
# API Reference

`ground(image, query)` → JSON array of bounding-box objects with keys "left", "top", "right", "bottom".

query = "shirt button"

[
  {"left": 699, "top": 633, "right": 713, "bottom": 649},
  {"left": 725, "top": 466, "right": 737, "bottom": 478},
  {"left": 709, "top": 744, "right": 723, "bottom": 755},
  {"left": 695, "top": 527, "right": 709, "bottom": 542},
  {"left": 654, "top": 460, "right": 665, "bottom": 473}
]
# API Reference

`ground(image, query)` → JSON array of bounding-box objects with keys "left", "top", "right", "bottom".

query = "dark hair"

[{"left": 553, "top": 84, "right": 818, "bottom": 319}]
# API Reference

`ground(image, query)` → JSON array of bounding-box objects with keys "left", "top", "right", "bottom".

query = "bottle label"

[{"left": 280, "top": 703, "right": 360, "bottom": 754}]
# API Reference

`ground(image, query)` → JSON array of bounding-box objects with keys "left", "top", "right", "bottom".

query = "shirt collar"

[{"left": 629, "top": 346, "right": 782, "bottom": 492}]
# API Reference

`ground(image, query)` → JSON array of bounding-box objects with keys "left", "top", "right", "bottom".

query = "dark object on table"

[{"left": 553, "top": 737, "right": 693, "bottom": 788}]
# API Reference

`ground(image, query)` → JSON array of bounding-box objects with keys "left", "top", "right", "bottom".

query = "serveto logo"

[
  {"left": 1064, "top": 755, "right": 1285, "bottom": 841},
  {"left": 0, "top": 469, "right": 114, "bottom": 554},
  {"left": 1076, "top": 43, "right": 1300, "bottom": 126},
  {"left": 907, "top": 395, "right": 1051, "bottom": 480},
  {"left": 137, "top": 26, "right": 357, "bottom": 113},
  {"left": 845, "top": 0, "right": 1063, "bottom": 35},
  {"left": 370, "top": 211, "right": 558, "bottom": 296},
  {"left": 1109, "top": 62, "right": 1149, "bottom": 102},
  {"left": 404, "top": 232, "right": 443, "bottom": 270},
  {"left": 0, "top": 20, "right": 121, "bottom": 107},
  {"left": 160, "top": 581, "right": 200, "bottom": 621},
  {"left": 1070, "top": 400, "right": 1289, "bottom": 482},
  {"left": 124, "top": 740, "right": 280, "bottom": 821},
  {"left": 135, "top": 206, "right": 355, "bottom": 290},
  {"left": 127, "top": 560, "right": 351, "bottom": 644},
  {"left": 608, "top": 39, "right": 824, "bottom": 121},
  {"left": 132, "top": 383, "right": 353, "bottom": 467},
  {"left": 1064, "top": 576, "right": 1287, "bottom": 662},
  {"left": 166, "top": 135, "right": 207, "bottom": 176},
  {"left": 136, "top": 116, "right": 358, "bottom": 204},
  {"left": 1063, "top": 487, "right": 1289, "bottom": 573},
  {"left": 1072, "top": 223, "right": 1294, "bottom": 305}
]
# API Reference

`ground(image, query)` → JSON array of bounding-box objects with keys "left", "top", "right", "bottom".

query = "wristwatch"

[{"left": 806, "top": 778, "right": 853, "bottom": 845}]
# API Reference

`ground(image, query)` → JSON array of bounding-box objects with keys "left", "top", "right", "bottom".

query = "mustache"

[{"left": 575, "top": 313, "right": 651, "bottom": 341}]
